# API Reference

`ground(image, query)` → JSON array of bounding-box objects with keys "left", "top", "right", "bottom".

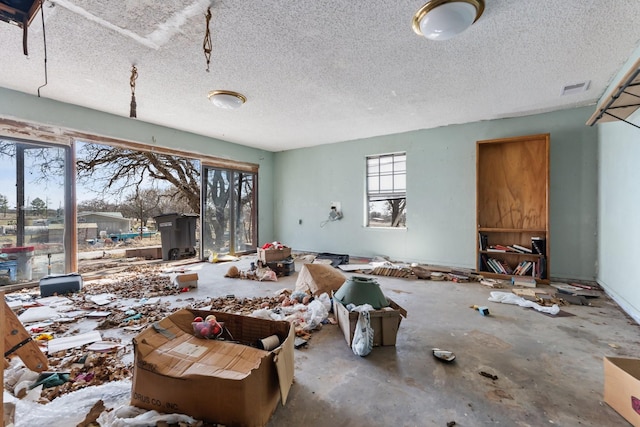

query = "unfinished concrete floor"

[{"left": 11, "top": 256, "right": 640, "bottom": 426}]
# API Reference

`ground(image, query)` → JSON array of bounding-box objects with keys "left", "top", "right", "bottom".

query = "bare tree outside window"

[{"left": 366, "top": 153, "right": 406, "bottom": 228}]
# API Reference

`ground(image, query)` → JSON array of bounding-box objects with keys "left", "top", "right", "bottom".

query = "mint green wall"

[
  {"left": 274, "top": 107, "right": 598, "bottom": 280},
  {"left": 596, "top": 45, "right": 640, "bottom": 323},
  {"left": 0, "top": 87, "right": 276, "bottom": 246},
  {"left": 0, "top": 87, "right": 600, "bottom": 281},
  {"left": 598, "top": 115, "right": 640, "bottom": 323}
]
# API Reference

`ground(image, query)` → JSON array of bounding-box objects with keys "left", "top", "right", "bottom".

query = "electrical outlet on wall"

[{"left": 330, "top": 201, "right": 341, "bottom": 213}]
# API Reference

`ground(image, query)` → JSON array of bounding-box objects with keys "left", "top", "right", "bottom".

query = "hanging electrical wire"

[
  {"left": 37, "top": 0, "right": 48, "bottom": 97},
  {"left": 203, "top": 7, "right": 213, "bottom": 72},
  {"left": 129, "top": 65, "right": 138, "bottom": 118}
]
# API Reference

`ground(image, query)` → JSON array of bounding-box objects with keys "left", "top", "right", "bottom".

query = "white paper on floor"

[
  {"left": 14, "top": 380, "right": 199, "bottom": 427},
  {"left": 18, "top": 306, "right": 59, "bottom": 323},
  {"left": 47, "top": 331, "right": 102, "bottom": 353}
]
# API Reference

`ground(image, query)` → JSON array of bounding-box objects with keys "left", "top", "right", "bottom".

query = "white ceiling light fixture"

[
  {"left": 412, "top": 0, "right": 485, "bottom": 41},
  {"left": 207, "top": 90, "right": 247, "bottom": 109}
]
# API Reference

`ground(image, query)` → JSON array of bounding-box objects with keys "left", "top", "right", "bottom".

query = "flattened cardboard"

[
  {"left": 132, "top": 309, "right": 294, "bottom": 426},
  {"left": 604, "top": 356, "right": 640, "bottom": 426},
  {"left": 333, "top": 296, "right": 407, "bottom": 347},
  {"left": 295, "top": 264, "right": 345, "bottom": 296}
]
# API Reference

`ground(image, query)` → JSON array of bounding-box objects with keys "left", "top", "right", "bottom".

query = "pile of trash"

[{"left": 251, "top": 290, "right": 332, "bottom": 340}]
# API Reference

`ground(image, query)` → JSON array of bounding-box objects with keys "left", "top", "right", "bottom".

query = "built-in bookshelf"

[{"left": 476, "top": 134, "right": 550, "bottom": 283}]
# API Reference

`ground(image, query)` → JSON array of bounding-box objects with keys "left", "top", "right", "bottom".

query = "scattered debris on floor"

[
  {"left": 3, "top": 249, "right": 607, "bottom": 426},
  {"left": 3, "top": 258, "right": 339, "bottom": 413},
  {"left": 551, "top": 282, "right": 602, "bottom": 298},
  {"left": 432, "top": 348, "right": 456, "bottom": 363},
  {"left": 488, "top": 291, "right": 561, "bottom": 315},
  {"left": 479, "top": 278, "right": 505, "bottom": 288},
  {"left": 470, "top": 305, "right": 490, "bottom": 316},
  {"left": 479, "top": 371, "right": 499, "bottom": 381}
]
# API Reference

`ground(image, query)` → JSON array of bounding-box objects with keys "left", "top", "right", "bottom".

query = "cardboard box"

[
  {"left": 132, "top": 308, "right": 294, "bottom": 427},
  {"left": 333, "top": 296, "right": 407, "bottom": 347},
  {"left": 295, "top": 263, "right": 346, "bottom": 296},
  {"left": 258, "top": 247, "right": 291, "bottom": 263},
  {"left": 174, "top": 272, "right": 198, "bottom": 288},
  {"left": 604, "top": 356, "right": 640, "bottom": 426},
  {"left": 125, "top": 246, "right": 162, "bottom": 259}
]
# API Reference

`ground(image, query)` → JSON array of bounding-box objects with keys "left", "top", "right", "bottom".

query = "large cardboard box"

[
  {"left": 604, "top": 356, "right": 640, "bottom": 426},
  {"left": 132, "top": 308, "right": 295, "bottom": 426},
  {"left": 333, "top": 297, "right": 407, "bottom": 347},
  {"left": 295, "top": 263, "right": 346, "bottom": 295},
  {"left": 258, "top": 247, "right": 291, "bottom": 263}
]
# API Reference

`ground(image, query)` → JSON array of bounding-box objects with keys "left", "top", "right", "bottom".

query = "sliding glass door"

[
  {"left": 0, "top": 138, "right": 72, "bottom": 283},
  {"left": 201, "top": 166, "right": 257, "bottom": 258}
]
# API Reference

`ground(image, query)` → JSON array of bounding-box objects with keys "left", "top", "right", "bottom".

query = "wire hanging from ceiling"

[
  {"left": 203, "top": 7, "right": 213, "bottom": 72},
  {"left": 37, "top": 0, "right": 48, "bottom": 97},
  {"left": 129, "top": 65, "right": 138, "bottom": 118}
]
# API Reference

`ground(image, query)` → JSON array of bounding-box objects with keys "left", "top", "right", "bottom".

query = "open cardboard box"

[
  {"left": 604, "top": 356, "right": 640, "bottom": 426},
  {"left": 333, "top": 295, "right": 407, "bottom": 347},
  {"left": 132, "top": 308, "right": 294, "bottom": 427},
  {"left": 258, "top": 247, "right": 291, "bottom": 263},
  {"left": 295, "top": 263, "right": 346, "bottom": 296}
]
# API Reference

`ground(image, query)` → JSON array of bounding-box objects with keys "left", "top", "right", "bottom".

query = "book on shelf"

[
  {"left": 497, "top": 259, "right": 513, "bottom": 274},
  {"left": 537, "top": 256, "right": 546, "bottom": 279},
  {"left": 507, "top": 245, "right": 525, "bottom": 253},
  {"left": 512, "top": 244, "right": 532, "bottom": 253},
  {"left": 487, "top": 258, "right": 502, "bottom": 274},
  {"left": 487, "top": 247, "right": 506, "bottom": 252},
  {"left": 479, "top": 233, "right": 488, "bottom": 251},
  {"left": 531, "top": 237, "right": 546, "bottom": 256},
  {"left": 487, "top": 258, "right": 505, "bottom": 274},
  {"left": 513, "top": 260, "right": 533, "bottom": 276}
]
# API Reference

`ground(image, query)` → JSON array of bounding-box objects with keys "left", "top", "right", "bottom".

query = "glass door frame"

[
  {"left": 1, "top": 136, "right": 76, "bottom": 277},
  {"left": 200, "top": 165, "right": 258, "bottom": 258}
]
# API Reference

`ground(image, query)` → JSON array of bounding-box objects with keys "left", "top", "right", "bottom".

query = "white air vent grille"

[{"left": 561, "top": 81, "right": 590, "bottom": 96}]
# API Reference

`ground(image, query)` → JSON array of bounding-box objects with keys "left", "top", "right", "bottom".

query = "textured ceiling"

[{"left": 1, "top": 0, "right": 640, "bottom": 152}]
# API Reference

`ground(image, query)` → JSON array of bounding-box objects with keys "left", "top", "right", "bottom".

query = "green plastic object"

[{"left": 334, "top": 276, "right": 389, "bottom": 309}]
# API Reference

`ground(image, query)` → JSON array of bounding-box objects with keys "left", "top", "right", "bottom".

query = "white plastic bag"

[
  {"left": 304, "top": 299, "right": 329, "bottom": 330},
  {"left": 316, "top": 292, "right": 332, "bottom": 312},
  {"left": 351, "top": 310, "right": 374, "bottom": 357},
  {"left": 488, "top": 291, "right": 560, "bottom": 315}
]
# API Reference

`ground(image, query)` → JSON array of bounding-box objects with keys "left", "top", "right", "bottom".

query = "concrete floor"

[
  {"left": 9, "top": 256, "right": 640, "bottom": 426},
  {"left": 157, "top": 258, "right": 640, "bottom": 427}
]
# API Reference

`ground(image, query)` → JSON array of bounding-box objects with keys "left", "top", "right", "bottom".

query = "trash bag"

[
  {"left": 316, "top": 292, "right": 332, "bottom": 312},
  {"left": 303, "top": 299, "right": 329, "bottom": 330},
  {"left": 351, "top": 310, "right": 374, "bottom": 357}
]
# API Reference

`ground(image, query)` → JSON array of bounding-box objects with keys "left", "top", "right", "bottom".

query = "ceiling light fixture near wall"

[
  {"left": 412, "top": 0, "right": 484, "bottom": 41},
  {"left": 207, "top": 90, "right": 246, "bottom": 109}
]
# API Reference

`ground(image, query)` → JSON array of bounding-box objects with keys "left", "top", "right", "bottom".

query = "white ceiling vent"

[{"left": 561, "top": 81, "right": 590, "bottom": 96}]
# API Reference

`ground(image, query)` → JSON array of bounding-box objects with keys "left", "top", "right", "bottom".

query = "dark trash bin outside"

[{"left": 153, "top": 213, "right": 199, "bottom": 261}]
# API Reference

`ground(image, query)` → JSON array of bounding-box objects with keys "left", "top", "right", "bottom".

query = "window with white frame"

[{"left": 366, "top": 152, "right": 406, "bottom": 227}]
